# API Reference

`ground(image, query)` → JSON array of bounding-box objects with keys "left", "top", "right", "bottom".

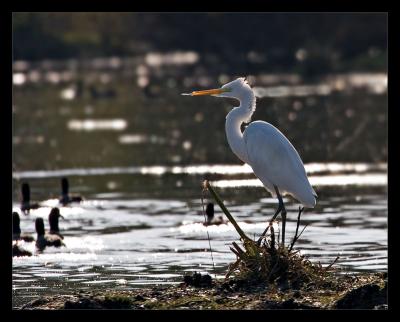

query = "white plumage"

[
  {"left": 244, "top": 121, "right": 316, "bottom": 207},
  {"left": 183, "top": 77, "right": 317, "bottom": 244}
]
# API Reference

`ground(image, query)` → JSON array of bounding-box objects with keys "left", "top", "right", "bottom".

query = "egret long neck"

[{"left": 225, "top": 93, "right": 255, "bottom": 164}]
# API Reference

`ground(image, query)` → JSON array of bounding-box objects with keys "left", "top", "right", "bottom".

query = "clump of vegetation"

[
  {"left": 204, "top": 180, "right": 338, "bottom": 290},
  {"left": 225, "top": 233, "right": 338, "bottom": 290},
  {"left": 103, "top": 294, "right": 133, "bottom": 308},
  {"left": 184, "top": 272, "right": 213, "bottom": 288}
]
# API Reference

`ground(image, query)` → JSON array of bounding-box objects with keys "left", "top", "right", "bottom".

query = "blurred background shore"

[{"left": 13, "top": 13, "right": 387, "bottom": 173}]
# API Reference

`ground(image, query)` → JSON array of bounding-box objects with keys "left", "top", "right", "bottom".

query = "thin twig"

[
  {"left": 323, "top": 256, "right": 340, "bottom": 273},
  {"left": 270, "top": 223, "right": 275, "bottom": 250},
  {"left": 277, "top": 226, "right": 280, "bottom": 247},
  {"left": 229, "top": 247, "right": 241, "bottom": 258},
  {"left": 296, "top": 224, "right": 308, "bottom": 241},
  {"left": 226, "top": 258, "right": 241, "bottom": 278},
  {"left": 266, "top": 261, "right": 279, "bottom": 282},
  {"left": 288, "top": 224, "right": 308, "bottom": 253},
  {"left": 257, "top": 225, "right": 270, "bottom": 245},
  {"left": 232, "top": 241, "right": 246, "bottom": 256},
  {"left": 289, "top": 206, "right": 304, "bottom": 252}
]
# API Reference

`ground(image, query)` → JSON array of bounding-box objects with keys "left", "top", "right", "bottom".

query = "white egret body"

[{"left": 183, "top": 77, "right": 317, "bottom": 244}]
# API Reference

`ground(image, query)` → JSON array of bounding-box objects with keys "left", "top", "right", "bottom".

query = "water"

[
  {"left": 12, "top": 164, "right": 387, "bottom": 308},
  {"left": 12, "top": 54, "right": 387, "bottom": 308}
]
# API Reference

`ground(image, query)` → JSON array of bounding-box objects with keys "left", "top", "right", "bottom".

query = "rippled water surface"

[
  {"left": 12, "top": 164, "right": 387, "bottom": 308},
  {"left": 12, "top": 55, "right": 387, "bottom": 308}
]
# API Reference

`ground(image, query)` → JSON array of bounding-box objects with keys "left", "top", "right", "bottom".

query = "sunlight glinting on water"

[
  {"left": 12, "top": 162, "right": 386, "bottom": 179},
  {"left": 13, "top": 66, "right": 387, "bottom": 96},
  {"left": 253, "top": 73, "right": 387, "bottom": 97},
  {"left": 176, "top": 221, "right": 279, "bottom": 235},
  {"left": 13, "top": 73, "right": 26, "bottom": 86},
  {"left": 253, "top": 84, "right": 332, "bottom": 97},
  {"left": 305, "top": 162, "right": 386, "bottom": 173},
  {"left": 212, "top": 173, "right": 386, "bottom": 188},
  {"left": 27, "top": 253, "right": 99, "bottom": 262},
  {"left": 37, "top": 198, "right": 62, "bottom": 207},
  {"left": 310, "top": 173, "right": 387, "bottom": 186},
  {"left": 67, "top": 119, "right": 127, "bottom": 131},
  {"left": 63, "top": 236, "right": 104, "bottom": 251},
  {"left": 12, "top": 205, "right": 84, "bottom": 217},
  {"left": 145, "top": 51, "right": 199, "bottom": 67}
]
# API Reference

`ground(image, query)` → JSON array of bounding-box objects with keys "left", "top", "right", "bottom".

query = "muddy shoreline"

[{"left": 18, "top": 272, "right": 387, "bottom": 310}]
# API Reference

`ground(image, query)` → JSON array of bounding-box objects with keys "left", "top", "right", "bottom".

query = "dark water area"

[{"left": 12, "top": 53, "right": 387, "bottom": 308}]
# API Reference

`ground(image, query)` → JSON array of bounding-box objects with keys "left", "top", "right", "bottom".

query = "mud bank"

[{"left": 19, "top": 272, "right": 387, "bottom": 310}]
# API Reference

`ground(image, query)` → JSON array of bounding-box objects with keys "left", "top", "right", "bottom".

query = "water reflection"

[
  {"left": 213, "top": 173, "right": 386, "bottom": 188},
  {"left": 118, "top": 134, "right": 166, "bottom": 145},
  {"left": 13, "top": 162, "right": 386, "bottom": 179},
  {"left": 67, "top": 119, "right": 128, "bottom": 131},
  {"left": 12, "top": 181, "right": 387, "bottom": 308},
  {"left": 145, "top": 51, "right": 199, "bottom": 67},
  {"left": 253, "top": 73, "right": 387, "bottom": 97},
  {"left": 13, "top": 73, "right": 26, "bottom": 86},
  {"left": 12, "top": 52, "right": 387, "bottom": 98}
]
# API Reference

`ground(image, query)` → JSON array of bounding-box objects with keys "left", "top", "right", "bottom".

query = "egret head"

[
  {"left": 220, "top": 77, "right": 253, "bottom": 98},
  {"left": 182, "top": 77, "right": 253, "bottom": 100}
]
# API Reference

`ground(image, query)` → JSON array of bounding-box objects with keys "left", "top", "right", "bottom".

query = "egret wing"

[{"left": 243, "top": 121, "right": 316, "bottom": 207}]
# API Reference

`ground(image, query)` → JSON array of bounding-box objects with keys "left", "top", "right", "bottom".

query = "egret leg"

[
  {"left": 273, "top": 186, "right": 287, "bottom": 246},
  {"left": 257, "top": 186, "right": 284, "bottom": 244},
  {"left": 281, "top": 205, "right": 287, "bottom": 246}
]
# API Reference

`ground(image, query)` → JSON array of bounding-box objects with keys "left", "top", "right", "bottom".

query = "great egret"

[{"left": 182, "top": 77, "right": 317, "bottom": 245}]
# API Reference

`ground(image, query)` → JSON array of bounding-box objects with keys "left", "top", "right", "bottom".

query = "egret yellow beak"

[{"left": 181, "top": 88, "right": 229, "bottom": 96}]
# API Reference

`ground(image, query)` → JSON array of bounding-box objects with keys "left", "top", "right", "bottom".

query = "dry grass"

[
  {"left": 204, "top": 180, "right": 339, "bottom": 290},
  {"left": 226, "top": 231, "right": 337, "bottom": 289}
]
